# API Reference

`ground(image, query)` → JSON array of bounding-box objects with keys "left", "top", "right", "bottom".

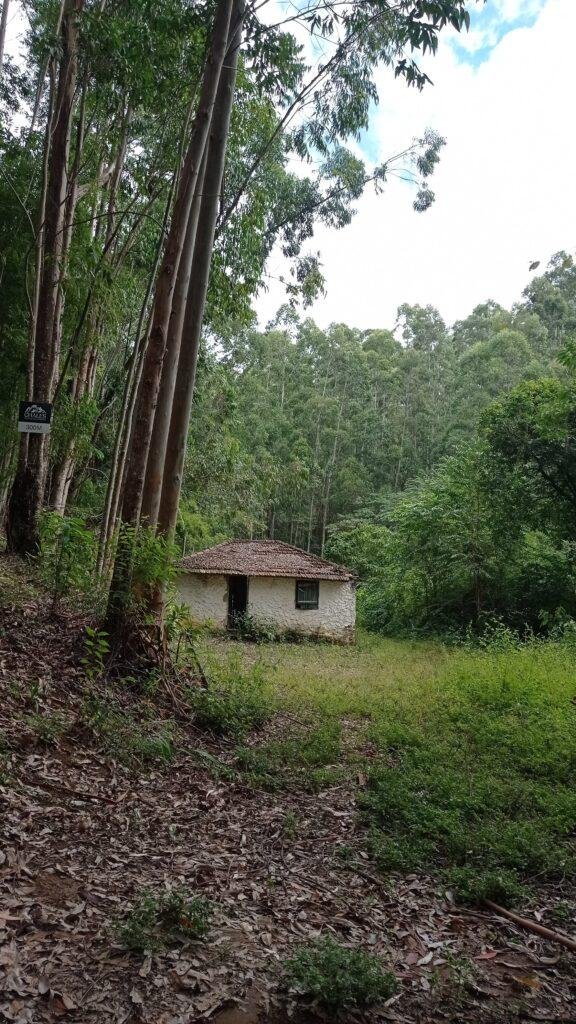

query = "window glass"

[{"left": 295, "top": 579, "right": 319, "bottom": 610}]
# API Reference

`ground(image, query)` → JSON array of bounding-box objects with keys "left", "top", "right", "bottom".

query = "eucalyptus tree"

[
  {"left": 3, "top": 0, "right": 213, "bottom": 551},
  {"left": 103, "top": 0, "right": 477, "bottom": 647}
]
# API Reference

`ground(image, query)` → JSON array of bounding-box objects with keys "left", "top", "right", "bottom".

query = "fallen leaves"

[{"left": 1, "top": 597, "right": 575, "bottom": 1024}]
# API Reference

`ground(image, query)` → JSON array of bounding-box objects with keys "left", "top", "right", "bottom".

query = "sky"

[{"left": 257, "top": 0, "right": 575, "bottom": 330}]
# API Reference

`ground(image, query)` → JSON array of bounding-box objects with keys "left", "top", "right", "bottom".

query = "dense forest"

[
  {"left": 0, "top": 0, "right": 475, "bottom": 652},
  {"left": 178, "top": 251, "right": 576, "bottom": 633}
]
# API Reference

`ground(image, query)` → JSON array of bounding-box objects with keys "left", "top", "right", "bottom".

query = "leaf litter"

[{"left": 1, "top": 595, "right": 575, "bottom": 1024}]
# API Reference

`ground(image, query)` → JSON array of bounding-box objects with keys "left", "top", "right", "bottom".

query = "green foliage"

[
  {"left": 187, "top": 657, "right": 271, "bottom": 737},
  {"left": 82, "top": 627, "right": 110, "bottom": 683},
  {"left": 26, "top": 711, "right": 67, "bottom": 746},
  {"left": 361, "top": 644, "right": 576, "bottom": 902},
  {"left": 231, "top": 612, "right": 284, "bottom": 643},
  {"left": 82, "top": 694, "right": 175, "bottom": 765},
  {"left": 284, "top": 937, "right": 398, "bottom": 1011},
  {"left": 116, "top": 887, "right": 212, "bottom": 953},
  {"left": 38, "top": 513, "right": 98, "bottom": 611}
]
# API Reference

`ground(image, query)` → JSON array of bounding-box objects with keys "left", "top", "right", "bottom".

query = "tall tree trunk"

[
  {"left": 105, "top": 0, "right": 234, "bottom": 632},
  {"left": 157, "top": 0, "right": 244, "bottom": 555},
  {"left": 6, "top": 0, "right": 83, "bottom": 554},
  {"left": 0, "top": 0, "right": 9, "bottom": 81},
  {"left": 117, "top": 0, "right": 233, "bottom": 536},
  {"left": 140, "top": 148, "right": 207, "bottom": 525},
  {"left": 96, "top": 167, "right": 177, "bottom": 577}
]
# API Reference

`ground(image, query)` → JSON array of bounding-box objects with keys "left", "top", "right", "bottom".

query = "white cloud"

[{"left": 256, "top": 0, "right": 575, "bottom": 330}]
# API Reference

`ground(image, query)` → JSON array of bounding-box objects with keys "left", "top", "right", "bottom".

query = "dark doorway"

[{"left": 227, "top": 575, "right": 248, "bottom": 628}]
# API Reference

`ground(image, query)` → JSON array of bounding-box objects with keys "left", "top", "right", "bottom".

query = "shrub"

[
  {"left": 284, "top": 936, "right": 398, "bottom": 1012},
  {"left": 116, "top": 887, "right": 212, "bottom": 953},
  {"left": 444, "top": 867, "right": 525, "bottom": 907},
  {"left": 188, "top": 657, "right": 271, "bottom": 737},
  {"left": 82, "top": 627, "right": 110, "bottom": 682},
  {"left": 39, "top": 513, "right": 98, "bottom": 611},
  {"left": 231, "top": 612, "right": 283, "bottom": 643}
]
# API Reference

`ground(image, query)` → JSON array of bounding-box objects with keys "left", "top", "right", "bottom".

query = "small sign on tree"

[{"left": 18, "top": 401, "right": 52, "bottom": 434}]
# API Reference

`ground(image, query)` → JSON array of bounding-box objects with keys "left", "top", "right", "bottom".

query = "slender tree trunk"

[
  {"left": 0, "top": 0, "right": 9, "bottom": 81},
  {"left": 6, "top": 0, "right": 83, "bottom": 554},
  {"left": 140, "top": 148, "right": 207, "bottom": 525},
  {"left": 105, "top": 0, "right": 234, "bottom": 633},
  {"left": 158, "top": 2, "right": 243, "bottom": 536},
  {"left": 150, "top": 0, "right": 244, "bottom": 619},
  {"left": 117, "top": 0, "right": 233, "bottom": 536},
  {"left": 96, "top": 169, "right": 177, "bottom": 576}
]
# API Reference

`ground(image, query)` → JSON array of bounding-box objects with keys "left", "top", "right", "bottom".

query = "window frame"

[{"left": 295, "top": 578, "right": 320, "bottom": 611}]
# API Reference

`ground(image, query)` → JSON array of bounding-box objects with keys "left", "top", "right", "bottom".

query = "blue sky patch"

[{"left": 452, "top": 0, "right": 547, "bottom": 67}]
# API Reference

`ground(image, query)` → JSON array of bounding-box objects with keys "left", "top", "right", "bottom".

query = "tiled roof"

[{"left": 180, "top": 539, "right": 354, "bottom": 581}]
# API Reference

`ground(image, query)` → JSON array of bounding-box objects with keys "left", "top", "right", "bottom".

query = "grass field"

[{"left": 199, "top": 632, "right": 576, "bottom": 905}]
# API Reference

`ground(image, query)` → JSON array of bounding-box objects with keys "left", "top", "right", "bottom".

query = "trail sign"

[{"left": 18, "top": 401, "right": 52, "bottom": 434}]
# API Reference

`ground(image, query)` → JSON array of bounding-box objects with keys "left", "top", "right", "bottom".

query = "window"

[{"left": 295, "top": 579, "right": 319, "bottom": 610}]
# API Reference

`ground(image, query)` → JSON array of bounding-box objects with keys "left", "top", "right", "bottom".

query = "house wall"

[
  {"left": 176, "top": 572, "right": 228, "bottom": 627},
  {"left": 248, "top": 576, "right": 355, "bottom": 641},
  {"left": 176, "top": 571, "right": 356, "bottom": 642}
]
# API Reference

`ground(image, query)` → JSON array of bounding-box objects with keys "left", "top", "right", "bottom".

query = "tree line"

[{"left": 179, "top": 253, "right": 576, "bottom": 634}]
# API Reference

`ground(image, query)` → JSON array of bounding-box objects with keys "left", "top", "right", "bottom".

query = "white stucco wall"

[
  {"left": 176, "top": 572, "right": 228, "bottom": 627},
  {"left": 248, "top": 576, "right": 355, "bottom": 640},
  {"left": 176, "top": 571, "right": 356, "bottom": 641}
]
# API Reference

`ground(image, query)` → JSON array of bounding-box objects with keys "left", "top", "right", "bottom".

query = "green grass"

[
  {"left": 202, "top": 633, "right": 576, "bottom": 903},
  {"left": 82, "top": 694, "right": 176, "bottom": 766},
  {"left": 236, "top": 720, "right": 345, "bottom": 791}
]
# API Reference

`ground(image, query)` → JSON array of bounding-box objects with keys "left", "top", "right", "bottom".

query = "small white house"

[{"left": 176, "top": 539, "right": 356, "bottom": 642}]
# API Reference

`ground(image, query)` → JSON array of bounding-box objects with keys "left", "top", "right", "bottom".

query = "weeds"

[
  {"left": 38, "top": 513, "right": 99, "bottom": 611},
  {"left": 116, "top": 887, "right": 212, "bottom": 953},
  {"left": 284, "top": 936, "right": 398, "bottom": 1012},
  {"left": 188, "top": 656, "right": 271, "bottom": 737},
  {"left": 236, "top": 720, "right": 343, "bottom": 791},
  {"left": 82, "top": 627, "right": 110, "bottom": 683},
  {"left": 361, "top": 649, "right": 576, "bottom": 902},
  {"left": 209, "top": 633, "right": 576, "bottom": 905},
  {"left": 26, "top": 711, "right": 67, "bottom": 745},
  {"left": 82, "top": 694, "right": 175, "bottom": 765}
]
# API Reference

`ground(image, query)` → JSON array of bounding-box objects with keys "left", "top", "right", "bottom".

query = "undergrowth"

[
  {"left": 204, "top": 634, "right": 576, "bottom": 905},
  {"left": 116, "top": 887, "right": 212, "bottom": 953},
  {"left": 187, "top": 655, "right": 272, "bottom": 737},
  {"left": 284, "top": 936, "right": 398, "bottom": 1012},
  {"left": 236, "top": 720, "right": 344, "bottom": 791},
  {"left": 361, "top": 644, "right": 576, "bottom": 903},
  {"left": 82, "top": 694, "right": 175, "bottom": 765}
]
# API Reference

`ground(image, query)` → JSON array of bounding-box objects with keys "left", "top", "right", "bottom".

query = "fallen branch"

[
  {"left": 23, "top": 771, "right": 123, "bottom": 806},
  {"left": 483, "top": 899, "right": 576, "bottom": 954}
]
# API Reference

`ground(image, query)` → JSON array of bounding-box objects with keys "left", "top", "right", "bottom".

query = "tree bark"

[
  {"left": 105, "top": 0, "right": 234, "bottom": 634},
  {"left": 140, "top": 148, "right": 207, "bottom": 525},
  {"left": 157, "top": 0, "right": 244, "bottom": 551},
  {"left": 6, "top": 0, "right": 84, "bottom": 554},
  {"left": 0, "top": 0, "right": 9, "bottom": 81},
  {"left": 117, "top": 0, "right": 234, "bottom": 535}
]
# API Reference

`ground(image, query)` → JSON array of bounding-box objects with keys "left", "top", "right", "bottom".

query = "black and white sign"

[{"left": 18, "top": 401, "right": 52, "bottom": 435}]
